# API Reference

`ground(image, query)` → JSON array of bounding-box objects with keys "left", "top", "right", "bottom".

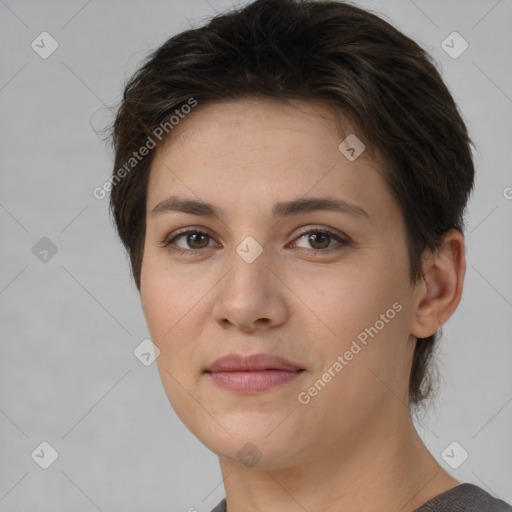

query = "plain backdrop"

[{"left": 1, "top": 0, "right": 511, "bottom": 510}]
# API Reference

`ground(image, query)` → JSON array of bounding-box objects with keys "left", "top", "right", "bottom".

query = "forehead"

[
  {"left": 159, "top": 97, "right": 362, "bottom": 159},
  {"left": 146, "top": 98, "right": 398, "bottom": 227}
]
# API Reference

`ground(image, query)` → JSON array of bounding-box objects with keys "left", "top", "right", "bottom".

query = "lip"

[
  {"left": 205, "top": 353, "right": 304, "bottom": 373},
  {"left": 204, "top": 353, "right": 305, "bottom": 393}
]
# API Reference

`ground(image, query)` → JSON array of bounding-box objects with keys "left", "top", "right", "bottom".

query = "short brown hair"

[{"left": 109, "top": 0, "right": 475, "bottom": 405}]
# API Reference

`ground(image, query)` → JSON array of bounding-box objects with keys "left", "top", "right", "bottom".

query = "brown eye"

[
  {"left": 161, "top": 229, "right": 216, "bottom": 255},
  {"left": 306, "top": 232, "right": 331, "bottom": 249},
  {"left": 292, "top": 229, "right": 346, "bottom": 252},
  {"left": 180, "top": 232, "right": 211, "bottom": 250},
  {"left": 161, "top": 226, "right": 348, "bottom": 256}
]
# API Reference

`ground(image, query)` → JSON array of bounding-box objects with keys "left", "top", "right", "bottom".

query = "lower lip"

[{"left": 206, "top": 370, "right": 304, "bottom": 393}]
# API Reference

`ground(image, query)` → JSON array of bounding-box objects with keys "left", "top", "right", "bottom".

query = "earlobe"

[{"left": 411, "top": 230, "right": 466, "bottom": 339}]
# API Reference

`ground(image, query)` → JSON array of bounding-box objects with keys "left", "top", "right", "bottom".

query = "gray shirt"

[{"left": 210, "top": 484, "right": 512, "bottom": 512}]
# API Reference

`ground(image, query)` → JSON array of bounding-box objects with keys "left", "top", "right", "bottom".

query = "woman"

[{"left": 108, "top": 0, "right": 512, "bottom": 510}]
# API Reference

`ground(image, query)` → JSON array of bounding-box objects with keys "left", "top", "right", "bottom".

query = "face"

[{"left": 140, "top": 98, "right": 421, "bottom": 469}]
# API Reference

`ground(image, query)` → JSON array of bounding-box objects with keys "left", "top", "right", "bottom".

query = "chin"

[
  {"left": 185, "top": 413, "right": 306, "bottom": 469},
  {"left": 212, "top": 437, "right": 302, "bottom": 470}
]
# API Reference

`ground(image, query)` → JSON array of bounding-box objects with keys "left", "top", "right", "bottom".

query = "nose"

[{"left": 212, "top": 245, "right": 288, "bottom": 333}]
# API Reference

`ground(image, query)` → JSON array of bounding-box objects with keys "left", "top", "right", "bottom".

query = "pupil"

[
  {"left": 189, "top": 233, "right": 208, "bottom": 249},
  {"left": 310, "top": 232, "right": 329, "bottom": 249}
]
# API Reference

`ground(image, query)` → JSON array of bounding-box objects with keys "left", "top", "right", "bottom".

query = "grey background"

[{"left": 1, "top": 0, "right": 511, "bottom": 510}]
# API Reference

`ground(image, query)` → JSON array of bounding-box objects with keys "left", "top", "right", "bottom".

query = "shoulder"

[
  {"left": 416, "top": 483, "right": 512, "bottom": 512},
  {"left": 209, "top": 486, "right": 511, "bottom": 512}
]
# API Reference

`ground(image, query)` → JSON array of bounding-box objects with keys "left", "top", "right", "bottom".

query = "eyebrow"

[{"left": 151, "top": 195, "right": 369, "bottom": 219}]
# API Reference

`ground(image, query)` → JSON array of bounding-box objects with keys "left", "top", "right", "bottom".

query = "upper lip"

[{"left": 205, "top": 353, "right": 304, "bottom": 373}]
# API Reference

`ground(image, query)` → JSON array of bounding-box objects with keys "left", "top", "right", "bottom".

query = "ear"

[{"left": 410, "top": 229, "right": 466, "bottom": 339}]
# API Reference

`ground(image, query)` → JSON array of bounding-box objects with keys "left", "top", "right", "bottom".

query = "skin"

[{"left": 140, "top": 98, "right": 465, "bottom": 512}]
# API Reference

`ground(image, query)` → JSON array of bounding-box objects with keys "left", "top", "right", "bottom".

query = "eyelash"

[{"left": 158, "top": 226, "right": 350, "bottom": 256}]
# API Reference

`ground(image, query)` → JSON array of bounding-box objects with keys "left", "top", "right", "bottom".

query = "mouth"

[{"left": 204, "top": 353, "right": 306, "bottom": 393}]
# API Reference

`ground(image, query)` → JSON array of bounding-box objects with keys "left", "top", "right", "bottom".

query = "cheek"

[
  {"left": 312, "top": 260, "right": 410, "bottom": 377},
  {"left": 140, "top": 256, "right": 202, "bottom": 339},
  {"left": 140, "top": 257, "right": 218, "bottom": 381},
  {"left": 140, "top": 272, "right": 174, "bottom": 340},
  {"left": 311, "top": 264, "right": 394, "bottom": 335},
  {"left": 140, "top": 265, "right": 201, "bottom": 414}
]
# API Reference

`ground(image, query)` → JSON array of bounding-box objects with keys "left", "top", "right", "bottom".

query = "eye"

[
  {"left": 159, "top": 226, "right": 349, "bottom": 256},
  {"left": 160, "top": 228, "right": 217, "bottom": 255},
  {"left": 288, "top": 228, "right": 348, "bottom": 254}
]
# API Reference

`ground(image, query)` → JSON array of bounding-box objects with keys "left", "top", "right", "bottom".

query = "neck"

[{"left": 218, "top": 404, "right": 459, "bottom": 512}]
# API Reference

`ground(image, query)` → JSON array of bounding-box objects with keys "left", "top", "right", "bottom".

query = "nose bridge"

[
  {"left": 223, "top": 207, "right": 273, "bottom": 282},
  {"left": 213, "top": 233, "right": 288, "bottom": 330},
  {"left": 227, "top": 236, "right": 271, "bottom": 301}
]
